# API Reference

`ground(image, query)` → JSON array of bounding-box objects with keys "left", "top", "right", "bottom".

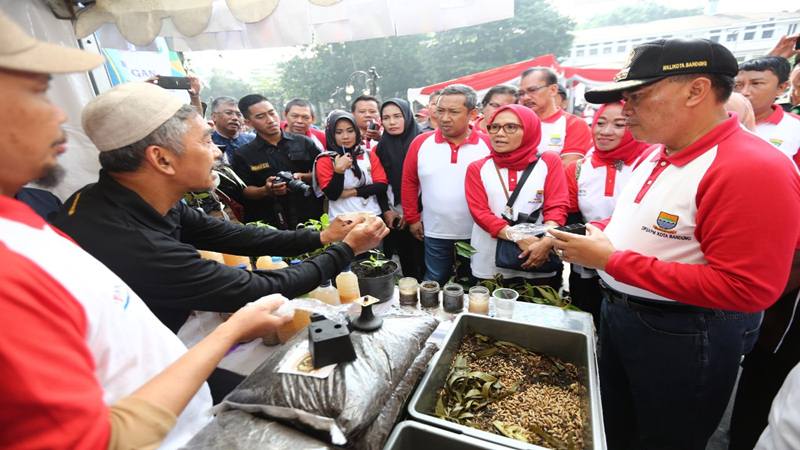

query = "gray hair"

[
  {"left": 521, "top": 67, "right": 558, "bottom": 85},
  {"left": 284, "top": 98, "right": 316, "bottom": 118},
  {"left": 99, "top": 104, "right": 197, "bottom": 173},
  {"left": 209, "top": 96, "right": 237, "bottom": 116},
  {"left": 438, "top": 84, "right": 478, "bottom": 110}
]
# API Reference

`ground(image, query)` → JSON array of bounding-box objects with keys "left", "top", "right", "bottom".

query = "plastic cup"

[
  {"left": 468, "top": 286, "right": 490, "bottom": 314},
  {"left": 398, "top": 277, "right": 419, "bottom": 306},
  {"left": 492, "top": 288, "right": 519, "bottom": 319}
]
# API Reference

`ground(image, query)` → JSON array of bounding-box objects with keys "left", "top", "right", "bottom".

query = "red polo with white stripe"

[
  {"left": 755, "top": 104, "right": 800, "bottom": 168},
  {"left": 402, "top": 128, "right": 491, "bottom": 239},
  {"left": 599, "top": 116, "right": 800, "bottom": 312}
]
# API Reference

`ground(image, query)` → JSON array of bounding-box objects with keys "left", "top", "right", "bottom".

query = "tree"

[
  {"left": 203, "top": 68, "right": 254, "bottom": 107},
  {"left": 580, "top": 2, "right": 703, "bottom": 29},
  {"left": 277, "top": 0, "right": 574, "bottom": 115}
]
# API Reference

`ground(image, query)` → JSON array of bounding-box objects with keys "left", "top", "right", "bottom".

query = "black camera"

[{"left": 274, "top": 171, "right": 313, "bottom": 197}]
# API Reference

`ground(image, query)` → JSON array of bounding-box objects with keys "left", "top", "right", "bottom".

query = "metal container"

[
  {"left": 384, "top": 421, "right": 510, "bottom": 450},
  {"left": 408, "top": 313, "right": 606, "bottom": 449}
]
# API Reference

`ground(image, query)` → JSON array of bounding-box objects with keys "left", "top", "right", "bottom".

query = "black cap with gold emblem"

[{"left": 584, "top": 38, "right": 739, "bottom": 104}]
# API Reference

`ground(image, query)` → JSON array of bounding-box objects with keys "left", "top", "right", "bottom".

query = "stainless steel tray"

[
  {"left": 407, "top": 313, "right": 606, "bottom": 449},
  {"left": 384, "top": 420, "right": 510, "bottom": 450}
]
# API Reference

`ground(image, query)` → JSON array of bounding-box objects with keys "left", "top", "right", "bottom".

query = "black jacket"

[{"left": 53, "top": 171, "right": 353, "bottom": 332}]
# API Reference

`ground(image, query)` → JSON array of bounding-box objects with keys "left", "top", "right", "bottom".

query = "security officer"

[
  {"left": 232, "top": 94, "right": 323, "bottom": 228},
  {"left": 550, "top": 38, "right": 800, "bottom": 449}
]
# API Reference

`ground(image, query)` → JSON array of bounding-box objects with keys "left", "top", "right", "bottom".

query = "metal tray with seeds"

[{"left": 408, "top": 313, "right": 605, "bottom": 450}]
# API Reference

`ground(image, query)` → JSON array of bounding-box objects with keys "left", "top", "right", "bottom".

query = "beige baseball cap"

[
  {"left": 0, "top": 11, "right": 104, "bottom": 74},
  {"left": 82, "top": 82, "right": 187, "bottom": 152}
]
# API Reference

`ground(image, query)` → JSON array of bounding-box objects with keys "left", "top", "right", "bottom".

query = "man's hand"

[
  {"left": 409, "top": 221, "right": 424, "bottom": 241},
  {"left": 517, "top": 236, "right": 554, "bottom": 269},
  {"left": 343, "top": 216, "right": 390, "bottom": 255},
  {"left": 223, "top": 295, "right": 291, "bottom": 343},
  {"left": 550, "top": 224, "right": 615, "bottom": 270},
  {"left": 320, "top": 216, "right": 362, "bottom": 244},
  {"left": 767, "top": 34, "right": 800, "bottom": 59},
  {"left": 264, "top": 176, "right": 288, "bottom": 197},
  {"left": 333, "top": 154, "right": 353, "bottom": 174},
  {"left": 187, "top": 75, "right": 202, "bottom": 97},
  {"left": 363, "top": 127, "right": 381, "bottom": 142},
  {"left": 383, "top": 210, "right": 405, "bottom": 229}
]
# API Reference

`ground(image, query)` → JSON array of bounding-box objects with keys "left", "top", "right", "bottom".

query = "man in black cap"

[{"left": 549, "top": 39, "right": 800, "bottom": 449}]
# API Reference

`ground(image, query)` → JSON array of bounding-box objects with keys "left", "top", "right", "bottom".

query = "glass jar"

[
  {"left": 419, "top": 280, "right": 440, "bottom": 308},
  {"left": 442, "top": 283, "right": 465, "bottom": 313}
]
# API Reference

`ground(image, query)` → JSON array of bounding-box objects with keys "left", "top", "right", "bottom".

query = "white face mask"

[{"left": 212, "top": 171, "right": 221, "bottom": 189}]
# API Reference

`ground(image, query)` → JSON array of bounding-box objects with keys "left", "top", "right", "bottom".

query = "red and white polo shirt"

[
  {"left": 465, "top": 152, "right": 569, "bottom": 279},
  {"left": 755, "top": 104, "right": 800, "bottom": 168},
  {"left": 402, "top": 128, "right": 491, "bottom": 239},
  {"left": 537, "top": 109, "right": 592, "bottom": 157},
  {"left": 0, "top": 197, "right": 212, "bottom": 449},
  {"left": 599, "top": 117, "right": 800, "bottom": 312}
]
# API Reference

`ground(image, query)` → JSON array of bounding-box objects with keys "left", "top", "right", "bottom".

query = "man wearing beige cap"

[
  {"left": 549, "top": 38, "right": 800, "bottom": 449},
  {"left": 54, "top": 81, "right": 388, "bottom": 335},
  {"left": 0, "top": 11, "right": 296, "bottom": 450}
]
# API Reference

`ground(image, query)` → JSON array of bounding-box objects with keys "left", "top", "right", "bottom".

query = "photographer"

[{"left": 232, "top": 94, "right": 323, "bottom": 228}]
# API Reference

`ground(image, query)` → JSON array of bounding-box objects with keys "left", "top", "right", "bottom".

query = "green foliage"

[
  {"left": 203, "top": 68, "right": 255, "bottom": 106},
  {"left": 278, "top": 0, "right": 574, "bottom": 111},
  {"left": 579, "top": 2, "right": 703, "bottom": 29},
  {"left": 359, "top": 249, "right": 390, "bottom": 270},
  {"left": 479, "top": 274, "right": 580, "bottom": 311}
]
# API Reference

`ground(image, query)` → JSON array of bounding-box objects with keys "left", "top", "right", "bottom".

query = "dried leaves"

[{"left": 434, "top": 333, "right": 587, "bottom": 449}]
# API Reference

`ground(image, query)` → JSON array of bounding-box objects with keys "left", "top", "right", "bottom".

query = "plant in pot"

[{"left": 351, "top": 250, "right": 399, "bottom": 303}]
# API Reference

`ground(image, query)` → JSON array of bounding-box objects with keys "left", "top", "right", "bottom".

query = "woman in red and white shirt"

[
  {"left": 314, "top": 111, "right": 388, "bottom": 219},
  {"left": 564, "top": 101, "right": 650, "bottom": 318},
  {"left": 465, "top": 104, "right": 569, "bottom": 289}
]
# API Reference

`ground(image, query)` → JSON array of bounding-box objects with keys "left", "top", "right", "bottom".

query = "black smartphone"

[
  {"left": 367, "top": 120, "right": 378, "bottom": 131},
  {"left": 555, "top": 223, "right": 587, "bottom": 235},
  {"left": 795, "top": 36, "right": 800, "bottom": 51},
  {"left": 155, "top": 76, "right": 191, "bottom": 90}
]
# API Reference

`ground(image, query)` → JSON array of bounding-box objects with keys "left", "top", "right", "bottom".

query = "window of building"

[
  {"left": 726, "top": 33, "right": 738, "bottom": 42},
  {"left": 589, "top": 48, "right": 598, "bottom": 56},
  {"left": 710, "top": 35, "right": 720, "bottom": 43},
  {"left": 789, "top": 23, "right": 798, "bottom": 35},
  {"left": 576, "top": 50, "right": 585, "bottom": 57},
  {"left": 762, "top": 29, "right": 774, "bottom": 39},
  {"left": 744, "top": 31, "right": 755, "bottom": 40},
  {"left": 617, "top": 45, "right": 626, "bottom": 52},
  {"left": 745, "top": 25, "right": 756, "bottom": 30},
  {"left": 603, "top": 47, "right": 612, "bottom": 54}
]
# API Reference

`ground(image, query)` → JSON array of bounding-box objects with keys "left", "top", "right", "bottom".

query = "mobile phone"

[
  {"left": 795, "top": 36, "right": 800, "bottom": 51},
  {"left": 555, "top": 223, "right": 587, "bottom": 235},
  {"left": 155, "top": 76, "right": 191, "bottom": 90},
  {"left": 367, "top": 120, "right": 378, "bottom": 131}
]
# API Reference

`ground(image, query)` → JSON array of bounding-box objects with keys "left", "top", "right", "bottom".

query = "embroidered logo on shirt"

[
  {"left": 532, "top": 190, "right": 544, "bottom": 203},
  {"left": 769, "top": 138, "right": 784, "bottom": 147},
  {"left": 250, "top": 162, "right": 270, "bottom": 171},
  {"left": 654, "top": 211, "right": 679, "bottom": 232},
  {"left": 548, "top": 134, "right": 563, "bottom": 146}
]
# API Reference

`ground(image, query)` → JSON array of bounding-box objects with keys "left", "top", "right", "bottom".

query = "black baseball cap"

[{"left": 584, "top": 38, "right": 739, "bottom": 104}]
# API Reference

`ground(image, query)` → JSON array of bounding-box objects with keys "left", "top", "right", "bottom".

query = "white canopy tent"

[{"left": 3, "top": 0, "right": 514, "bottom": 200}]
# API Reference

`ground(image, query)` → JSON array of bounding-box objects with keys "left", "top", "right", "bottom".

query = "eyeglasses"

[
  {"left": 520, "top": 84, "right": 552, "bottom": 97},
  {"left": 487, "top": 123, "right": 522, "bottom": 134}
]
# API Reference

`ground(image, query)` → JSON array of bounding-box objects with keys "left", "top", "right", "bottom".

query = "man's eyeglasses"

[
  {"left": 487, "top": 123, "right": 522, "bottom": 134},
  {"left": 520, "top": 84, "right": 552, "bottom": 97}
]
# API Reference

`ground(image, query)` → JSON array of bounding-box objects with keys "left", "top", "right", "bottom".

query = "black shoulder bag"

[{"left": 493, "top": 160, "right": 561, "bottom": 273}]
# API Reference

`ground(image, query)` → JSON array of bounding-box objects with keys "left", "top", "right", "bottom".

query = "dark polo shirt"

[
  {"left": 53, "top": 170, "right": 354, "bottom": 332},
  {"left": 231, "top": 132, "right": 322, "bottom": 228}
]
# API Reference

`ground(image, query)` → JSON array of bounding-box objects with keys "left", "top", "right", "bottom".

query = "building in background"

[{"left": 564, "top": 11, "right": 800, "bottom": 67}]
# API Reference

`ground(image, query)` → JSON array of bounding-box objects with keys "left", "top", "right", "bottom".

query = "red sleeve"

[
  {"left": 310, "top": 128, "right": 326, "bottom": 149},
  {"left": 401, "top": 133, "right": 430, "bottom": 225},
  {"left": 591, "top": 217, "right": 611, "bottom": 230},
  {"left": 540, "top": 152, "right": 569, "bottom": 225},
  {"left": 314, "top": 155, "right": 335, "bottom": 189},
  {"left": 368, "top": 150, "right": 388, "bottom": 184},
  {"left": 564, "top": 160, "right": 580, "bottom": 213},
  {"left": 465, "top": 158, "right": 508, "bottom": 238},
  {"left": 606, "top": 139, "right": 800, "bottom": 312},
  {"left": 0, "top": 246, "right": 110, "bottom": 449},
  {"left": 561, "top": 115, "right": 592, "bottom": 156}
]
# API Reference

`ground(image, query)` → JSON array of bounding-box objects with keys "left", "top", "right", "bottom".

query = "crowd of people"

[{"left": 3, "top": 7, "right": 800, "bottom": 449}]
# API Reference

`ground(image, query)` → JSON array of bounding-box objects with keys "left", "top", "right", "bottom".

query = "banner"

[{"left": 102, "top": 48, "right": 186, "bottom": 85}]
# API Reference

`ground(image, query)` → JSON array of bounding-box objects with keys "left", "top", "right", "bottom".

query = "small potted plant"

[{"left": 352, "top": 249, "right": 399, "bottom": 302}]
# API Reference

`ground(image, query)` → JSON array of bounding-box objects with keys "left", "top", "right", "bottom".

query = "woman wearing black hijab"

[{"left": 375, "top": 99, "right": 426, "bottom": 280}]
